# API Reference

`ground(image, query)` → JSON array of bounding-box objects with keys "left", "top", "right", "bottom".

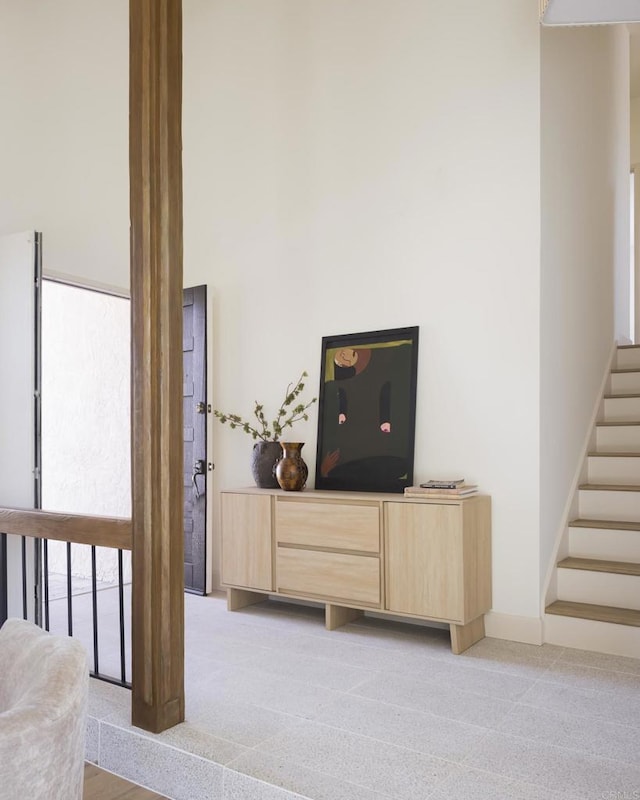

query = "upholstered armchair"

[{"left": 0, "top": 618, "right": 89, "bottom": 800}]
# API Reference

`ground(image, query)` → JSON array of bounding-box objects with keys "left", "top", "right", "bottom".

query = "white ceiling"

[
  {"left": 542, "top": 0, "right": 640, "bottom": 26},
  {"left": 541, "top": 3, "right": 640, "bottom": 98}
]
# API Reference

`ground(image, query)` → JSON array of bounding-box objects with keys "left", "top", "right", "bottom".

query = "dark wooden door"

[{"left": 183, "top": 285, "right": 207, "bottom": 594}]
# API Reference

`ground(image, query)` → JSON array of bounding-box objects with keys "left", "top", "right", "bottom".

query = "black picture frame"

[{"left": 315, "top": 326, "right": 419, "bottom": 493}]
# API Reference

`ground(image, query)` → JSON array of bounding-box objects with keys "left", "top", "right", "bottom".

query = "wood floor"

[{"left": 84, "top": 763, "right": 168, "bottom": 799}]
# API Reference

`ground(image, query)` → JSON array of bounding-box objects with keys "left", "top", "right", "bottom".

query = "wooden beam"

[
  {"left": 0, "top": 507, "right": 132, "bottom": 550},
  {"left": 129, "top": 0, "right": 184, "bottom": 733}
]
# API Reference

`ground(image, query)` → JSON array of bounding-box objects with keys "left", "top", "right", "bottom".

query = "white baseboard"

[{"left": 484, "top": 611, "right": 543, "bottom": 645}]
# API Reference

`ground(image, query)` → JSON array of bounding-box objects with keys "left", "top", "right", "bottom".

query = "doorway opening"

[
  {"left": 41, "top": 279, "right": 208, "bottom": 606},
  {"left": 41, "top": 280, "right": 133, "bottom": 678}
]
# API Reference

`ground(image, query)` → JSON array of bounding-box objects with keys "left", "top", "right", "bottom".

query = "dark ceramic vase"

[
  {"left": 251, "top": 441, "right": 282, "bottom": 488},
  {"left": 275, "top": 442, "right": 308, "bottom": 491}
]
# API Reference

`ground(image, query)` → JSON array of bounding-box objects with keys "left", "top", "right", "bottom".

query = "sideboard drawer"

[
  {"left": 275, "top": 499, "right": 380, "bottom": 552},
  {"left": 276, "top": 547, "right": 380, "bottom": 606}
]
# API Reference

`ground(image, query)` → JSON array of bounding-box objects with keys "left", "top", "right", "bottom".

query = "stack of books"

[{"left": 404, "top": 479, "right": 478, "bottom": 498}]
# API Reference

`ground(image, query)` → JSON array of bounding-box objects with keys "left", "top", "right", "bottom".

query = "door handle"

[{"left": 192, "top": 459, "right": 206, "bottom": 499}]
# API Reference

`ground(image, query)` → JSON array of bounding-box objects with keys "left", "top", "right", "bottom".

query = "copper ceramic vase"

[{"left": 275, "top": 442, "right": 308, "bottom": 491}]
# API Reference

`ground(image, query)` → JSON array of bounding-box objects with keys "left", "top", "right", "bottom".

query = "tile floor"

[{"left": 75, "top": 590, "right": 640, "bottom": 800}]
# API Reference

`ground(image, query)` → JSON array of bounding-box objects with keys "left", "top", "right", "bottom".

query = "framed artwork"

[{"left": 315, "top": 326, "right": 419, "bottom": 493}]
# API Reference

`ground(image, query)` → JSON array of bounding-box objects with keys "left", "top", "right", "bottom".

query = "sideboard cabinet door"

[
  {"left": 221, "top": 493, "right": 273, "bottom": 591},
  {"left": 385, "top": 502, "right": 464, "bottom": 622}
]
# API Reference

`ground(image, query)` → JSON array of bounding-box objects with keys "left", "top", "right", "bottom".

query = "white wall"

[
  {"left": 0, "top": 0, "right": 129, "bottom": 293},
  {"left": 633, "top": 96, "right": 640, "bottom": 343},
  {"left": 1, "top": 2, "right": 544, "bottom": 622},
  {"left": 613, "top": 27, "right": 633, "bottom": 345},
  {"left": 540, "top": 25, "right": 629, "bottom": 601},
  {"left": 631, "top": 97, "right": 640, "bottom": 166},
  {"left": 183, "top": 0, "right": 543, "bottom": 614}
]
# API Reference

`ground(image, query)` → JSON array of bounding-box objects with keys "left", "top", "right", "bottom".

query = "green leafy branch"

[{"left": 214, "top": 371, "right": 317, "bottom": 442}]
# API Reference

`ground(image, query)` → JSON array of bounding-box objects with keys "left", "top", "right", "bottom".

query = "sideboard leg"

[
  {"left": 450, "top": 615, "right": 485, "bottom": 654},
  {"left": 326, "top": 604, "right": 363, "bottom": 631},
  {"left": 227, "top": 588, "right": 266, "bottom": 611}
]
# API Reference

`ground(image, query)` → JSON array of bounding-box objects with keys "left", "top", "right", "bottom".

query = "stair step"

[
  {"left": 587, "top": 455, "right": 640, "bottom": 485},
  {"left": 568, "top": 524, "right": 640, "bottom": 562},
  {"left": 546, "top": 600, "right": 640, "bottom": 627},
  {"left": 570, "top": 518, "right": 640, "bottom": 531},
  {"left": 610, "top": 371, "right": 640, "bottom": 394},
  {"left": 556, "top": 564, "right": 640, "bottom": 609},
  {"left": 578, "top": 487, "right": 640, "bottom": 521},
  {"left": 596, "top": 422, "right": 640, "bottom": 451},
  {"left": 558, "top": 556, "right": 640, "bottom": 576},
  {"left": 588, "top": 452, "right": 640, "bottom": 457},
  {"left": 579, "top": 483, "right": 640, "bottom": 492},
  {"left": 544, "top": 611, "right": 640, "bottom": 656},
  {"left": 603, "top": 395, "right": 640, "bottom": 422},
  {"left": 596, "top": 421, "right": 640, "bottom": 427}
]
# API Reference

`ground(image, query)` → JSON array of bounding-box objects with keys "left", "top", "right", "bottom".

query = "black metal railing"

[{"left": 2, "top": 532, "right": 131, "bottom": 688}]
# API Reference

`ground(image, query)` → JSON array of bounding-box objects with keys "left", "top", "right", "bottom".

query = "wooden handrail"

[{"left": 0, "top": 507, "right": 132, "bottom": 551}]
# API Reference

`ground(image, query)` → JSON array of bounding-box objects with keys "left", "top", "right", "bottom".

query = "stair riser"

[
  {"left": 587, "top": 456, "right": 640, "bottom": 484},
  {"left": 568, "top": 527, "right": 640, "bottom": 562},
  {"left": 616, "top": 348, "right": 640, "bottom": 370},
  {"left": 557, "top": 569, "right": 640, "bottom": 610},
  {"left": 604, "top": 396, "right": 640, "bottom": 422},
  {"left": 610, "top": 372, "right": 640, "bottom": 394},
  {"left": 596, "top": 426, "right": 640, "bottom": 453},
  {"left": 579, "top": 489, "right": 640, "bottom": 521},
  {"left": 544, "top": 614, "right": 640, "bottom": 658}
]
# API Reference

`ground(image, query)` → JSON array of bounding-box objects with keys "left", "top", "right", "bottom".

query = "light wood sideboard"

[{"left": 220, "top": 487, "right": 491, "bottom": 654}]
